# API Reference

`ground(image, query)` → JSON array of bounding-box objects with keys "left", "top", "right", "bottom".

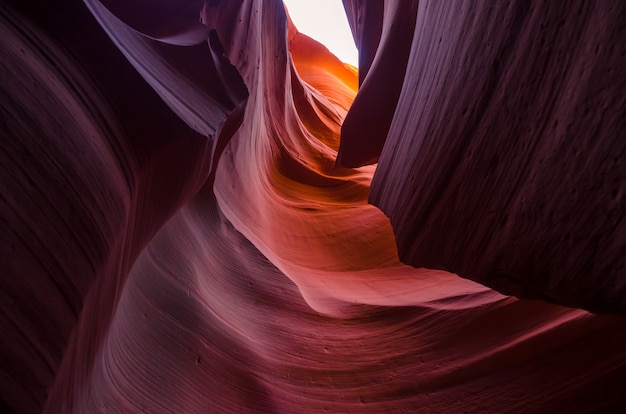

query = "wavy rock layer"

[
  {"left": 368, "top": 0, "right": 626, "bottom": 314},
  {"left": 1, "top": 0, "right": 625, "bottom": 413}
]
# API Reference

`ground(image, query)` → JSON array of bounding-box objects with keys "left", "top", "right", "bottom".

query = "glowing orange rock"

[{"left": 1, "top": 1, "right": 625, "bottom": 413}]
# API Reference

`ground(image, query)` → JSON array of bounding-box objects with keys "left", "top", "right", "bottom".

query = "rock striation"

[{"left": 1, "top": 0, "right": 625, "bottom": 413}]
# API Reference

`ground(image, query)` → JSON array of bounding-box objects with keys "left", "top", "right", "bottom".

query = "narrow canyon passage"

[{"left": 1, "top": 1, "right": 625, "bottom": 413}]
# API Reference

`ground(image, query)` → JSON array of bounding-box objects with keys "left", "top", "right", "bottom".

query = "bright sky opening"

[{"left": 283, "top": 0, "right": 358, "bottom": 67}]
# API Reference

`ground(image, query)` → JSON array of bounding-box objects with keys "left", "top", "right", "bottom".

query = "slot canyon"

[{"left": 1, "top": 0, "right": 625, "bottom": 412}]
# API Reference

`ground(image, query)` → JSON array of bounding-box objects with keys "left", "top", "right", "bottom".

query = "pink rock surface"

[{"left": 1, "top": 0, "right": 625, "bottom": 413}]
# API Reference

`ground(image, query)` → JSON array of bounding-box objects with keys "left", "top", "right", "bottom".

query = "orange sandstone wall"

[{"left": 0, "top": 1, "right": 625, "bottom": 413}]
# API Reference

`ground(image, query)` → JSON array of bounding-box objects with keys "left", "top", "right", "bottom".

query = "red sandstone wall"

[{"left": 1, "top": 1, "right": 625, "bottom": 413}]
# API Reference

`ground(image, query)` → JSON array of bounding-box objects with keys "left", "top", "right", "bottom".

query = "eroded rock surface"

[
  {"left": 1, "top": 1, "right": 625, "bottom": 413},
  {"left": 369, "top": 0, "right": 626, "bottom": 314}
]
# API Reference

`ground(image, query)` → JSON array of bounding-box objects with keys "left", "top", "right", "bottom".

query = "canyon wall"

[{"left": 1, "top": 0, "right": 625, "bottom": 412}]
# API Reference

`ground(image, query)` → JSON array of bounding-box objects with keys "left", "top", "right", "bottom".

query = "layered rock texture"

[{"left": 1, "top": 0, "right": 625, "bottom": 413}]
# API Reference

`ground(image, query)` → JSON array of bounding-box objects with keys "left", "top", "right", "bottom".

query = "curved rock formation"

[
  {"left": 368, "top": 0, "right": 626, "bottom": 314},
  {"left": 337, "top": 0, "right": 419, "bottom": 167},
  {"left": 1, "top": 0, "right": 625, "bottom": 413}
]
